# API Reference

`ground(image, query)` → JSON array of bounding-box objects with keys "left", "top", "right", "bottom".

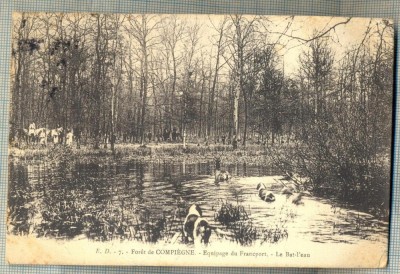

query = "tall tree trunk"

[
  {"left": 233, "top": 81, "right": 240, "bottom": 138},
  {"left": 242, "top": 96, "right": 248, "bottom": 147},
  {"left": 140, "top": 25, "right": 148, "bottom": 146},
  {"left": 198, "top": 71, "right": 205, "bottom": 137},
  {"left": 93, "top": 15, "right": 102, "bottom": 149}
]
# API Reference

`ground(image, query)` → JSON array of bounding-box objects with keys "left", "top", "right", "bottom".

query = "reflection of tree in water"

[
  {"left": 7, "top": 163, "right": 34, "bottom": 235},
  {"left": 8, "top": 159, "right": 387, "bottom": 245},
  {"left": 135, "top": 161, "right": 145, "bottom": 205},
  {"left": 8, "top": 161, "right": 285, "bottom": 244}
]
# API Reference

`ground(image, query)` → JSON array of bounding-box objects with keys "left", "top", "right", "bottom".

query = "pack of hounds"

[{"left": 17, "top": 122, "right": 74, "bottom": 146}]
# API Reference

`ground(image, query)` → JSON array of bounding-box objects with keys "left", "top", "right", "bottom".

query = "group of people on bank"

[{"left": 14, "top": 122, "right": 74, "bottom": 147}]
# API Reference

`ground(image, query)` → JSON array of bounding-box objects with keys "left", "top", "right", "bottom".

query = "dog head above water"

[
  {"left": 187, "top": 204, "right": 202, "bottom": 217},
  {"left": 258, "top": 188, "right": 276, "bottom": 202},
  {"left": 257, "top": 182, "right": 266, "bottom": 191},
  {"left": 193, "top": 217, "right": 212, "bottom": 245},
  {"left": 215, "top": 170, "right": 231, "bottom": 183}
]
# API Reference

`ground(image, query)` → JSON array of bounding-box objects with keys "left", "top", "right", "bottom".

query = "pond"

[{"left": 7, "top": 159, "right": 388, "bottom": 248}]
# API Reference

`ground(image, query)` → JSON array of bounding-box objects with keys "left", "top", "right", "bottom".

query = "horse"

[
  {"left": 35, "top": 128, "right": 49, "bottom": 146},
  {"left": 50, "top": 127, "right": 63, "bottom": 144}
]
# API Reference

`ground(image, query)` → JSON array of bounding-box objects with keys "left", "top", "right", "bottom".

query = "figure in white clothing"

[
  {"left": 28, "top": 122, "right": 36, "bottom": 144},
  {"left": 51, "top": 127, "right": 63, "bottom": 144},
  {"left": 66, "top": 129, "right": 74, "bottom": 146},
  {"left": 36, "top": 128, "right": 47, "bottom": 146}
]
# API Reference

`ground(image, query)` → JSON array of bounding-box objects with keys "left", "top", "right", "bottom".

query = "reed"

[
  {"left": 260, "top": 226, "right": 288, "bottom": 244},
  {"left": 231, "top": 220, "right": 258, "bottom": 246},
  {"left": 214, "top": 200, "right": 249, "bottom": 227}
]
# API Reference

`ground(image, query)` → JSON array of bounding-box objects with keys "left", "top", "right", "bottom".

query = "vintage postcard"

[{"left": 6, "top": 12, "right": 393, "bottom": 267}]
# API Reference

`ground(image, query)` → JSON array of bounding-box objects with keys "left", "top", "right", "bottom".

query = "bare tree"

[
  {"left": 127, "top": 14, "right": 160, "bottom": 146},
  {"left": 207, "top": 16, "right": 228, "bottom": 139}
]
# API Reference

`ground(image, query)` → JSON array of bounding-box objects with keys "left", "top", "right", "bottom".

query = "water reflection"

[{"left": 7, "top": 160, "right": 388, "bottom": 246}]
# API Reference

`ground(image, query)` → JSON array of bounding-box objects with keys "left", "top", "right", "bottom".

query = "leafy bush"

[{"left": 271, "top": 114, "right": 391, "bottom": 220}]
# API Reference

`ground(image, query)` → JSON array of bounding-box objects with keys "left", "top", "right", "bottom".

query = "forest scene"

[{"left": 7, "top": 13, "right": 392, "bottom": 253}]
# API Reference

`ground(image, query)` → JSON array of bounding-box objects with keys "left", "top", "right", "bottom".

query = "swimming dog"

[
  {"left": 182, "top": 204, "right": 213, "bottom": 245},
  {"left": 291, "top": 191, "right": 312, "bottom": 205},
  {"left": 257, "top": 182, "right": 275, "bottom": 202},
  {"left": 215, "top": 158, "right": 231, "bottom": 183}
]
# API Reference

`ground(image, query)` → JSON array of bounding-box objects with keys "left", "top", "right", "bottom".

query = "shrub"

[{"left": 270, "top": 117, "right": 391, "bottom": 220}]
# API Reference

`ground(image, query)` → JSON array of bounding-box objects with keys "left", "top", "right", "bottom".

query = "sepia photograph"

[{"left": 6, "top": 12, "right": 393, "bottom": 267}]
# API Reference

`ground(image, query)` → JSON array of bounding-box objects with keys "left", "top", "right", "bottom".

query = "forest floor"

[{"left": 8, "top": 142, "right": 278, "bottom": 166}]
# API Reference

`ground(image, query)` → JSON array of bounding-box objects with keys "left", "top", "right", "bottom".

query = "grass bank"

[{"left": 8, "top": 143, "right": 274, "bottom": 166}]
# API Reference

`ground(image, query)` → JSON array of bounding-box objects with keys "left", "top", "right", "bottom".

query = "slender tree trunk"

[
  {"left": 233, "top": 81, "right": 240, "bottom": 137},
  {"left": 140, "top": 28, "right": 148, "bottom": 146},
  {"left": 93, "top": 15, "right": 102, "bottom": 149},
  {"left": 198, "top": 72, "right": 205, "bottom": 137},
  {"left": 242, "top": 96, "right": 248, "bottom": 147}
]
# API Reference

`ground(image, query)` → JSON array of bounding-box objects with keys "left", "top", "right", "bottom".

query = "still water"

[{"left": 7, "top": 159, "right": 388, "bottom": 246}]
